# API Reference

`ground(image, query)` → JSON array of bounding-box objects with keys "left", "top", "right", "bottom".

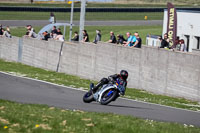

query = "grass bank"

[
  {"left": 0, "top": 59, "right": 200, "bottom": 112},
  {"left": 0, "top": 99, "right": 200, "bottom": 133},
  {"left": 10, "top": 25, "right": 163, "bottom": 44},
  {"left": 0, "top": 11, "right": 163, "bottom": 21}
]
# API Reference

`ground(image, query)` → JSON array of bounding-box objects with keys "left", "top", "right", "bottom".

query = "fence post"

[
  {"left": 18, "top": 37, "right": 23, "bottom": 62},
  {"left": 79, "top": 0, "right": 86, "bottom": 42}
]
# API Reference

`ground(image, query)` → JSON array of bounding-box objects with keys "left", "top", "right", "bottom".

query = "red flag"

[{"left": 167, "top": 2, "right": 177, "bottom": 48}]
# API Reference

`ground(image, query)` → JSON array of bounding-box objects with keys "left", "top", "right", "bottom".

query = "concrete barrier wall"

[
  {"left": 21, "top": 37, "right": 62, "bottom": 71},
  {"left": 0, "top": 36, "right": 19, "bottom": 62},
  {"left": 0, "top": 37, "right": 200, "bottom": 102}
]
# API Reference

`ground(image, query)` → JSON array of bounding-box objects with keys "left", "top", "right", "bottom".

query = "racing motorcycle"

[{"left": 83, "top": 79, "right": 124, "bottom": 105}]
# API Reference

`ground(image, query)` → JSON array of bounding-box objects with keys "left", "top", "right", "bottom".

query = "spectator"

[
  {"left": 0, "top": 24, "right": 3, "bottom": 36},
  {"left": 2, "top": 26, "right": 12, "bottom": 38},
  {"left": 164, "top": 33, "right": 169, "bottom": 42},
  {"left": 180, "top": 39, "right": 187, "bottom": 52},
  {"left": 123, "top": 32, "right": 136, "bottom": 47},
  {"left": 82, "top": 30, "right": 89, "bottom": 42},
  {"left": 108, "top": 31, "right": 116, "bottom": 43},
  {"left": 49, "top": 12, "right": 56, "bottom": 24},
  {"left": 93, "top": 30, "right": 101, "bottom": 44},
  {"left": 26, "top": 25, "right": 37, "bottom": 38},
  {"left": 71, "top": 31, "right": 79, "bottom": 41},
  {"left": 51, "top": 26, "right": 57, "bottom": 38},
  {"left": 55, "top": 28, "right": 64, "bottom": 42},
  {"left": 41, "top": 31, "right": 50, "bottom": 41},
  {"left": 158, "top": 36, "right": 169, "bottom": 48},
  {"left": 117, "top": 34, "right": 126, "bottom": 45},
  {"left": 132, "top": 32, "right": 142, "bottom": 48}
]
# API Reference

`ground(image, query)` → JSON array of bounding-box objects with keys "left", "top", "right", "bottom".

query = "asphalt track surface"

[
  {"left": 0, "top": 20, "right": 163, "bottom": 27},
  {"left": 0, "top": 72, "right": 200, "bottom": 127}
]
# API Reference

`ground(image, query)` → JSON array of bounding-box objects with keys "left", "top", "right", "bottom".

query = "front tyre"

[
  {"left": 83, "top": 91, "right": 94, "bottom": 103},
  {"left": 100, "top": 89, "right": 118, "bottom": 105}
]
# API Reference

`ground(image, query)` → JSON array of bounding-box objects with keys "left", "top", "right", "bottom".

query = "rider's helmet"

[{"left": 120, "top": 70, "right": 128, "bottom": 80}]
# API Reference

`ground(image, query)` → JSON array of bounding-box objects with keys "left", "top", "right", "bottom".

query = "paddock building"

[{"left": 163, "top": 9, "right": 200, "bottom": 52}]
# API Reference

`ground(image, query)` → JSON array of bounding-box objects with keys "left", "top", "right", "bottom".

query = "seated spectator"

[
  {"left": 158, "top": 36, "right": 169, "bottom": 48},
  {"left": 71, "top": 31, "right": 79, "bottom": 41},
  {"left": 50, "top": 26, "right": 57, "bottom": 38},
  {"left": 123, "top": 32, "right": 136, "bottom": 47},
  {"left": 93, "top": 30, "right": 101, "bottom": 44},
  {"left": 82, "top": 30, "right": 89, "bottom": 42},
  {"left": 132, "top": 32, "right": 142, "bottom": 48},
  {"left": 117, "top": 34, "right": 126, "bottom": 45},
  {"left": 108, "top": 31, "right": 116, "bottom": 43},
  {"left": 26, "top": 25, "right": 37, "bottom": 38},
  {"left": 41, "top": 31, "right": 50, "bottom": 41},
  {"left": 55, "top": 28, "right": 64, "bottom": 42}
]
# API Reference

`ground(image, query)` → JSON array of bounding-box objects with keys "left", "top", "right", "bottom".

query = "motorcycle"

[{"left": 83, "top": 79, "right": 124, "bottom": 105}]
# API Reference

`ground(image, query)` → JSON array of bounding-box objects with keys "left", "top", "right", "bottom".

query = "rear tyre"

[
  {"left": 83, "top": 91, "right": 94, "bottom": 103},
  {"left": 100, "top": 89, "right": 118, "bottom": 105}
]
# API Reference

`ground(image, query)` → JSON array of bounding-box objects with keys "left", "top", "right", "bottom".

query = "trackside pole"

[
  {"left": 79, "top": 0, "right": 86, "bottom": 42},
  {"left": 69, "top": 0, "right": 74, "bottom": 41}
]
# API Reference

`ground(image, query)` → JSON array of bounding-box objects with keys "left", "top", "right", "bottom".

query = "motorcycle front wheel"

[
  {"left": 100, "top": 89, "right": 118, "bottom": 105},
  {"left": 83, "top": 91, "right": 94, "bottom": 103}
]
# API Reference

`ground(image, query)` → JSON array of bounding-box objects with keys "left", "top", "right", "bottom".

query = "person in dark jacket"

[
  {"left": 117, "top": 34, "right": 126, "bottom": 45},
  {"left": 41, "top": 31, "right": 50, "bottom": 41},
  {"left": 108, "top": 31, "right": 116, "bottom": 43},
  {"left": 71, "top": 31, "right": 79, "bottom": 41},
  {"left": 158, "top": 36, "right": 169, "bottom": 48},
  {"left": 91, "top": 70, "right": 128, "bottom": 96}
]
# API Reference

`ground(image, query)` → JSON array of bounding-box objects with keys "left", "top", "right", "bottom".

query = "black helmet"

[{"left": 120, "top": 70, "right": 128, "bottom": 80}]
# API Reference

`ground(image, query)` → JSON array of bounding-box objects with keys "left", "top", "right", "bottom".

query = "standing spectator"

[
  {"left": 164, "top": 33, "right": 169, "bottom": 42},
  {"left": 108, "top": 31, "right": 116, "bottom": 43},
  {"left": 133, "top": 32, "right": 142, "bottom": 48},
  {"left": 123, "top": 32, "right": 136, "bottom": 47},
  {"left": 93, "top": 30, "right": 101, "bottom": 44},
  {"left": 82, "top": 30, "right": 89, "bottom": 42},
  {"left": 26, "top": 25, "right": 37, "bottom": 38},
  {"left": 55, "top": 28, "right": 64, "bottom": 42},
  {"left": 71, "top": 31, "right": 79, "bottom": 41},
  {"left": 117, "top": 34, "right": 126, "bottom": 45},
  {"left": 41, "top": 31, "right": 50, "bottom": 41},
  {"left": 180, "top": 39, "right": 187, "bottom": 52},
  {"left": 51, "top": 26, "right": 57, "bottom": 38},
  {"left": 49, "top": 12, "right": 56, "bottom": 24},
  {"left": 0, "top": 24, "right": 3, "bottom": 36},
  {"left": 158, "top": 36, "right": 169, "bottom": 48}
]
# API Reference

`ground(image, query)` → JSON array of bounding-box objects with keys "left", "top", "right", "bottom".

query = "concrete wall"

[{"left": 0, "top": 36, "right": 200, "bottom": 102}]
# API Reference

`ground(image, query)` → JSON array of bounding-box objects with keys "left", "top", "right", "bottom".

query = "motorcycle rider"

[{"left": 91, "top": 70, "right": 128, "bottom": 96}]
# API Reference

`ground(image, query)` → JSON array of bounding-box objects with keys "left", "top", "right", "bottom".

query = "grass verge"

[
  {"left": 0, "top": 99, "right": 200, "bottom": 133},
  {"left": 10, "top": 25, "right": 163, "bottom": 45},
  {"left": 0, "top": 11, "right": 163, "bottom": 21},
  {"left": 0, "top": 59, "right": 200, "bottom": 112}
]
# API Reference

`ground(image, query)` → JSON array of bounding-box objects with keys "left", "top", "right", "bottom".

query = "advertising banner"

[{"left": 167, "top": 2, "right": 177, "bottom": 48}]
